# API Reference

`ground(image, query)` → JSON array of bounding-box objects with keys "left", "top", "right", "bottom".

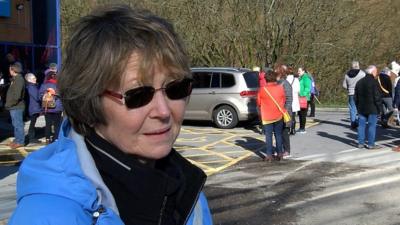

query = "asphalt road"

[
  {"left": 204, "top": 111, "right": 400, "bottom": 225},
  {"left": 1, "top": 110, "right": 400, "bottom": 225}
]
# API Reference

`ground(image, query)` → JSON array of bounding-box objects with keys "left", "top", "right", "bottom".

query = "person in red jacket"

[{"left": 257, "top": 70, "right": 287, "bottom": 162}]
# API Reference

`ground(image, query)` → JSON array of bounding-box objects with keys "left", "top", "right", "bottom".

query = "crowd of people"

[
  {"left": 255, "top": 64, "right": 318, "bottom": 162},
  {"left": 254, "top": 59, "right": 400, "bottom": 161},
  {"left": 343, "top": 60, "right": 400, "bottom": 150},
  {"left": 1, "top": 61, "right": 63, "bottom": 149}
]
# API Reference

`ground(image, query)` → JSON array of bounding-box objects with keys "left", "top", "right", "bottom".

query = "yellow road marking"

[
  {"left": 179, "top": 153, "right": 219, "bottom": 157},
  {"left": 16, "top": 148, "right": 29, "bottom": 157},
  {"left": 0, "top": 152, "right": 22, "bottom": 155},
  {"left": 207, "top": 152, "right": 254, "bottom": 176},
  {"left": 177, "top": 121, "right": 324, "bottom": 175},
  {"left": 187, "top": 159, "right": 215, "bottom": 171},
  {"left": 176, "top": 137, "right": 207, "bottom": 142},
  {"left": 197, "top": 159, "right": 231, "bottom": 164},
  {"left": 0, "top": 160, "right": 20, "bottom": 164},
  {"left": 197, "top": 147, "right": 234, "bottom": 161},
  {"left": 0, "top": 120, "right": 321, "bottom": 174}
]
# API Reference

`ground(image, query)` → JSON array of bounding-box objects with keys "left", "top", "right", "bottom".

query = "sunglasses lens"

[
  {"left": 124, "top": 86, "right": 155, "bottom": 109},
  {"left": 165, "top": 78, "right": 193, "bottom": 100}
]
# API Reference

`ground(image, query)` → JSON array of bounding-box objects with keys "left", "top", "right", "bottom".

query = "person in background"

[
  {"left": 44, "top": 62, "right": 58, "bottom": 75},
  {"left": 354, "top": 65, "right": 382, "bottom": 149},
  {"left": 275, "top": 64, "right": 292, "bottom": 157},
  {"left": 2, "top": 53, "right": 16, "bottom": 85},
  {"left": 297, "top": 66, "right": 312, "bottom": 134},
  {"left": 286, "top": 66, "right": 300, "bottom": 135},
  {"left": 343, "top": 61, "right": 366, "bottom": 129},
  {"left": 389, "top": 61, "right": 400, "bottom": 152},
  {"left": 254, "top": 65, "right": 266, "bottom": 133},
  {"left": 5, "top": 62, "right": 25, "bottom": 149},
  {"left": 392, "top": 74, "right": 400, "bottom": 152},
  {"left": 39, "top": 71, "right": 63, "bottom": 143},
  {"left": 377, "top": 68, "right": 393, "bottom": 128},
  {"left": 257, "top": 70, "right": 286, "bottom": 162},
  {"left": 307, "top": 70, "right": 318, "bottom": 117},
  {"left": 390, "top": 61, "right": 400, "bottom": 89},
  {"left": 255, "top": 65, "right": 267, "bottom": 88},
  {"left": 25, "top": 73, "right": 41, "bottom": 144},
  {"left": 9, "top": 4, "right": 213, "bottom": 225},
  {"left": 0, "top": 71, "right": 6, "bottom": 110}
]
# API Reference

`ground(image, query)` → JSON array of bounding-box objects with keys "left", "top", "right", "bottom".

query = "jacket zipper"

[
  {"left": 91, "top": 206, "right": 105, "bottom": 225},
  {"left": 158, "top": 196, "right": 168, "bottom": 225},
  {"left": 183, "top": 176, "right": 207, "bottom": 224}
]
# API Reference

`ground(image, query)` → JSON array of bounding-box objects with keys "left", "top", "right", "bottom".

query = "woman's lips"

[{"left": 144, "top": 127, "right": 171, "bottom": 135}]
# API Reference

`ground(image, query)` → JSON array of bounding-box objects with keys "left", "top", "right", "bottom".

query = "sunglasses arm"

[{"left": 103, "top": 90, "right": 125, "bottom": 105}]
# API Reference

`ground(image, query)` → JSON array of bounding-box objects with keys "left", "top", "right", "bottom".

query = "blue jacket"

[
  {"left": 39, "top": 81, "right": 63, "bottom": 113},
  {"left": 8, "top": 120, "right": 213, "bottom": 225},
  {"left": 26, "top": 83, "right": 41, "bottom": 116}
]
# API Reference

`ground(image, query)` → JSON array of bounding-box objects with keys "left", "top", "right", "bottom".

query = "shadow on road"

[
  {"left": 234, "top": 136, "right": 265, "bottom": 159},
  {"left": 0, "top": 166, "right": 19, "bottom": 180},
  {"left": 205, "top": 157, "right": 367, "bottom": 225},
  {"left": 316, "top": 118, "right": 400, "bottom": 146}
]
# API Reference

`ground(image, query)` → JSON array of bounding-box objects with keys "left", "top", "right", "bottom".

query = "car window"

[
  {"left": 221, "top": 73, "right": 235, "bottom": 88},
  {"left": 243, "top": 72, "right": 259, "bottom": 88},
  {"left": 211, "top": 73, "right": 221, "bottom": 88},
  {"left": 192, "top": 72, "right": 212, "bottom": 88}
]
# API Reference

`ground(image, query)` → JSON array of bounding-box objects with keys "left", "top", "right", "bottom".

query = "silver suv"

[{"left": 185, "top": 67, "right": 259, "bottom": 128}]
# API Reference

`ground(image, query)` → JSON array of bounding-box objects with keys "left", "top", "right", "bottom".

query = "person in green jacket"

[{"left": 297, "top": 67, "right": 312, "bottom": 133}]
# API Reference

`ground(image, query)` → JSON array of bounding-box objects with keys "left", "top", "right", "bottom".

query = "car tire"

[{"left": 213, "top": 105, "right": 238, "bottom": 129}]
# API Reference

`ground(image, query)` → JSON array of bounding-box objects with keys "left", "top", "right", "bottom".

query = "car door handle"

[{"left": 208, "top": 91, "right": 215, "bottom": 94}]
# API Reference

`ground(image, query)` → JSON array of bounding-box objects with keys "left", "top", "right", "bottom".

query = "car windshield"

[{"left": 243, "top": 72, "right": 259, "bottom": 88}]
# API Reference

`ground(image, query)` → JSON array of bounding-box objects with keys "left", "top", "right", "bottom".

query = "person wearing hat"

[
  {"left": 390, "top": 61, "right": 400, "bottom": 92},
  {"left": 39, "top": 71, "right": 63, "bottom": 143},
  {"left": 343, "top": 61, "right": 366, "bottom": 129},
  {"left": 43, "top": 63, "right": 58, "bottom": 77}
]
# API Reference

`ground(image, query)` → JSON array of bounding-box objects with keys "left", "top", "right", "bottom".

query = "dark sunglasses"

[{"left": 103, "top": 78, "right": 193, "bottom": 109}]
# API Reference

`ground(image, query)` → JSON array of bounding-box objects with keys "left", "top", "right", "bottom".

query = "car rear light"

[{"left": 240, "top": 90, "right": 257, "bottom": 97}]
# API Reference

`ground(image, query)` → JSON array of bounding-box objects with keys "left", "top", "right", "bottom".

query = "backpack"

[{"left": 42, "top": 89, "right": 56, "bottom": 111}]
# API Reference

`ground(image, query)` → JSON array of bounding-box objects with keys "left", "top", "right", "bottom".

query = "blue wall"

[{"left": 0, "top": 0, "right": 11, "bottom": 17}]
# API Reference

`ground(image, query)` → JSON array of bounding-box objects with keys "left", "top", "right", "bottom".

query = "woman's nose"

[{"left": 149, "top": 90, "right": 171, "bottom": 119}]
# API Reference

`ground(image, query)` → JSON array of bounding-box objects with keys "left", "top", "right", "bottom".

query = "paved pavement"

[
  {"left": 1, "top": 109, "right": 400, "bottom": 224},
  {"left": 0, "top": 112, "right": 318, "bottom": 223},
  {"left": 204, "top": 111, "right": 400, "bottom": 225}
]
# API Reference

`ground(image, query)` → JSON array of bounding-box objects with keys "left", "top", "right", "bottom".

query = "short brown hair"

[
  {"left": 264, "top": 70, "right": 278, "bottom": 82},
  {"left": 58, "top": 4, "right": 191, "bottom": 135},
  {"left": 10, "top": 62, "right": 23, "bottom": 74},
  {"left": 274, "top": 63, "right": 288, "bottom": 79}
]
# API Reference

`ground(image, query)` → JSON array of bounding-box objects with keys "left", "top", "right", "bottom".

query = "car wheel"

[{"left": 213, "top": 105, "right": 238, "bottom": 129}]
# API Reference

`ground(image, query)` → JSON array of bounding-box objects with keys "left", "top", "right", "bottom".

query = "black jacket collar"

[{"left": 85, "top": 130, "right": 207, "bottom": 225}]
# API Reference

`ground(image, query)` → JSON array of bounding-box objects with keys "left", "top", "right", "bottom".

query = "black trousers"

[
  {"left": 282, "top": 126, "right": 291, "bottom": 153},
  {"left": 28, "top": 113, "right": 39, "bottom": 140},
  {"left": 290, "top": 112, "right": 297, "bottom": 133},
  {"left": 298, "top": 108, "right": 308, "bottom": 130},
  {"left": 308, "top": 94, "right": 315, "bottom": 116},
  {"left": 44, "top": 112, "right": 62, "bottom": 141}
]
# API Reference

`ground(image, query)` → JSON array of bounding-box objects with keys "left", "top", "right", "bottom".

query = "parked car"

[{"left": 185, "top": 67, "right": 259, "bottom": 128}]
